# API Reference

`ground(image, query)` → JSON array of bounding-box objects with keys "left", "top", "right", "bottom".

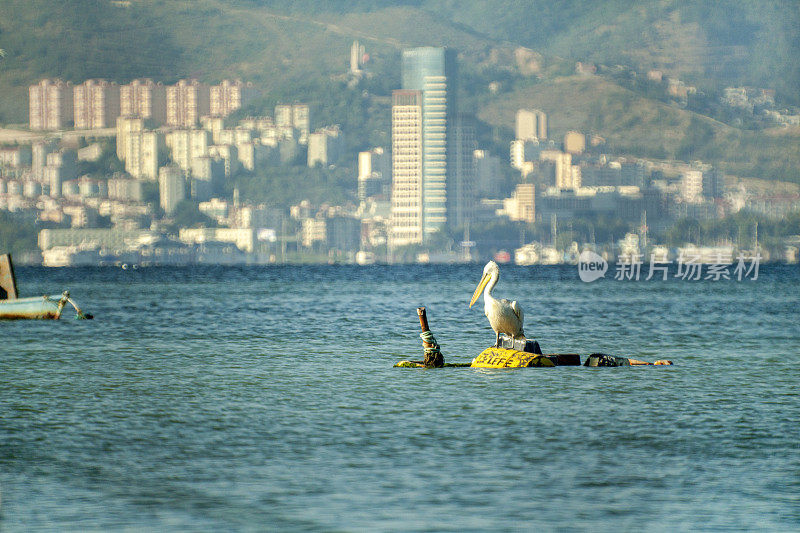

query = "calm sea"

[{"left": 1, "top": 264, "right": 798, "bottom": 531}]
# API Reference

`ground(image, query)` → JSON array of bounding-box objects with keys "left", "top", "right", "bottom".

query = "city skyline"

[{"left": 2, "top": 38, "right": 799, "bottom": 266}]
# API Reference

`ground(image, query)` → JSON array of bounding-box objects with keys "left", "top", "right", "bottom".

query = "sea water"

[{"left": 1, "top": 265, "right": 798, "bottom": 531}]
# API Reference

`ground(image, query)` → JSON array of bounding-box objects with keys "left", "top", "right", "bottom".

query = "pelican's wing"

[{"left": 510, "top": 300, "right": 524, "bottom": 325}]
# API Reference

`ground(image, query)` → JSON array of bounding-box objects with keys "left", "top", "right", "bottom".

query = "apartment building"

[
  {"left": 74, "top": 79, "right": 120, "bottom": 129},
  {"left": 120, "top": 79, "right": 167, "bottom": 125},
  {"left": 166, "top": 79, "right": 210, "bottom": 128},
  {"left": 209, "top": 80, "right": 258, "bottom": 117},
  {"left": 29, "top": 79, "right": 73, "bottom": 130}
]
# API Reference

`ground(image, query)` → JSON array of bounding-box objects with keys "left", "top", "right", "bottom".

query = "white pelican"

[{"left": 469, "top": 261, "right": 525, "bottom": 347}]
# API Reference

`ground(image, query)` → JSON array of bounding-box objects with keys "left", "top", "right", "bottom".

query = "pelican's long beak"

[{"left": 469, "top": 272, "right": 491, "bottom": 308}]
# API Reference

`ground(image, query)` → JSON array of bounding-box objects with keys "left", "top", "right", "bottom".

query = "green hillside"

[
  {"left": 423, "top": 0, "right": 800, "bottom": 105},
  {"left": 240, "top": 0, "right": 800, "bottom": 104},
  {"left": 479, "top": 75, "right": 800, "bottom": 183},
  {"left": 0, "top": 0, "right": 798, "bottom": 185}
]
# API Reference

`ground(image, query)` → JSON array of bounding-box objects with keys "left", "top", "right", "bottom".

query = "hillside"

[
  {"left": 0, "top": 0, "right": 498, "bottom": 117},
  {"left": 0, "top": 0, "right": 798, "bottom": 185},
  {"left": 479, "top": 75, "right": 800, "bottom": 183},
  {"left": 3, "top": 0, "right": 797, "bottom": 105},
  {"left": 423, "top": 0, "right": 800, "bottom": 105},
  {"left": 239, "top": 0, "right": 800, "bottom": 104}
]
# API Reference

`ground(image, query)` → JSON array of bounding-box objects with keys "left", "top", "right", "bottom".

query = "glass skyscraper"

[{"left": 398, "top": 47, "right": 457, "bottom": 240}]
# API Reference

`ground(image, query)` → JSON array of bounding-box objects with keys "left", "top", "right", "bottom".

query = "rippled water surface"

[{"left": 2, "top": 265, "right": 799, "bottom": 531}]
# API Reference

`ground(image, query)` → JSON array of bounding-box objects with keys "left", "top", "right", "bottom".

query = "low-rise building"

[
  {"left": 357, "top": 147, "right": 390, "bottom": 201},
  {"left": 108, "top": 177, "right": 144, "bottom": 202},
  {"left": 302, "top": 217, "right": 327, "bottom": 248},
  {"left": 307, "top": 126, "right": 343, "bottom": 167},
  {"left": 537, "top": 186, "right": 666, "bottom": 224},
  {"left": 500, "top": 183, "right": 535, "bottom": 223},
  {"left": 178, "top": 227, "right": 256, "bottom": 253},
  {"left": 0, "top": 146, "right": 33, "bottom": 168},
  {"left": 199, "top": 198, "right": 229, "bottom": 224},
  {"left": 38, "top": 228, "right": 156, "bottom": 252},
  {"left": 62, "top": 204, "right": 99, "bottom": 228},
  {"left": 326, "top": 215, "right": 361, "bottom": 253},
  {"left": 159, "top": 165, "right": 185, "bottom": 215}
]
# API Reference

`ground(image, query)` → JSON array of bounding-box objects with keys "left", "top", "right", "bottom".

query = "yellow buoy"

[{"left": 471, "top": 347, "right": 556, "bottom": 368}]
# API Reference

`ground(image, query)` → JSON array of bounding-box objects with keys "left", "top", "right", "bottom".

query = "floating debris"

[{"left": 395, "top": 306, "right": 673, "bottom": 369}]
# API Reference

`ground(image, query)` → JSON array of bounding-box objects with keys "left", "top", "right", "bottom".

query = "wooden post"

[
  {"left": 417, "top": 307, "right": 430, "bottom": 333},
  {"left": 417, "top": 306, "right": 435, "bottom": 353},
  {"left": 417, "top": 306, "right": 443, "bottom": 367}
]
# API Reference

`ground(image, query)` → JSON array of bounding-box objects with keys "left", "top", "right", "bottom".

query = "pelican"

[{"left": 469, "top": 261, "right": 525, "bottom": 347}]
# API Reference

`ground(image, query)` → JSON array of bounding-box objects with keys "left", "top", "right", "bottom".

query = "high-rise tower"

[
  {"left": 390, "top": 47, "right": 458, "bottom": 247},
  {"left": 389, "top": 90, "right": 424, "bottom": 247}
]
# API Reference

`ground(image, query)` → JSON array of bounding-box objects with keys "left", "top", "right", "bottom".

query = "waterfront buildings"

[
  {"left": 13, "top": 56, "right": 795, "bottom": 267},
  {"left": 38, "top": 228, "right": 154, "bottom": 252}
]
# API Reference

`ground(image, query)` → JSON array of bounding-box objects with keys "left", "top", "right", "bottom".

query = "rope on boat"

[
  {"left": 55, "top": 291, "right": 70, "bottom": 319},
  {"left": 50, "top": 290, "right": 92, "bottom": 319},
  {"left": 67, "top": 297, "right": 92, "bottom": 319}
]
